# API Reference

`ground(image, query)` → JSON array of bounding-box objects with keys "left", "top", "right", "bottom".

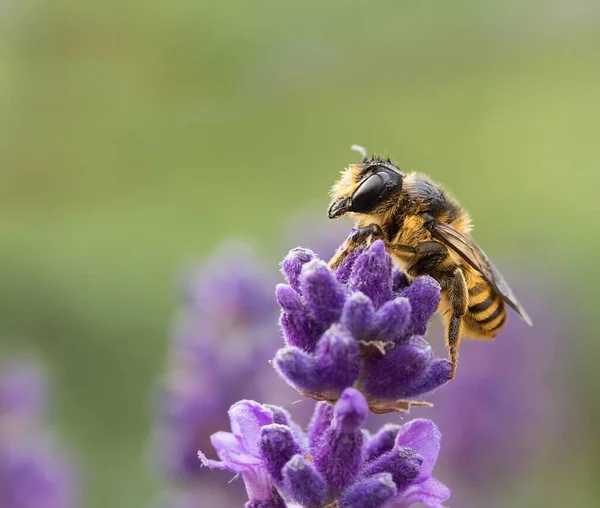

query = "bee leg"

[
  {"left": 388, "top": 241, "right": 448, "bottom": 276},
  {"left": 329, "top": 223, "right": 384, "bottom": 270},
  {"left": 447, "top": 267, "right": 468, "bottom": 379},
  {"left": 351, "top": 223, "right": 384, "bottom": 244},
  {"left": 410, "top": 242, "right": 448, "bottom": 276}
]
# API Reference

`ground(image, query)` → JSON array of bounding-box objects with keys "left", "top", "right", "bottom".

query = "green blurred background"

[{"left": 1, "top": 1, "right": 599, "bottom": 506}]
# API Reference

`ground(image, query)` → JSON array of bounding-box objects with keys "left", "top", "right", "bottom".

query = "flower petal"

[
  {"left": 209, "top": 431, "right": 244, "bottom": 456},
  {"left": 228, "top": 400, "right": 274, "bottom": 458},
  {"left": 395, "top": 419, "right": 441, "bottom": 477},
  {"left": 394, "top": 476, "right": 451, "bottom": 507},
  {"left": 197, "top": 450, "right": 227, "bottom": 470}
]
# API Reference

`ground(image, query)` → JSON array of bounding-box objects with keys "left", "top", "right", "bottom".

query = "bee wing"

[{"left": 430, "top": 221, "right": 533, "bottom": 326}]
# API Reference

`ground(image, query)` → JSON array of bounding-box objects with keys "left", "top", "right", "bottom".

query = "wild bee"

[{"left": 328, "top": 145, "right": 532, "bottom": 378}]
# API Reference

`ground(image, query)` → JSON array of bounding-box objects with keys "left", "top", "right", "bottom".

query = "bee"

[{"left": 327, "top": 145, "right": 532, "bottom": 378}]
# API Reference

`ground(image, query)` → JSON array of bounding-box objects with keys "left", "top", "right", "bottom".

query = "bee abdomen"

[{"left": 467, "top": 285, "right": 506, "bottom": 335}]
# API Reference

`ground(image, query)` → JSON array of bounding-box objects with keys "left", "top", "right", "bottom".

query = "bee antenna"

[{"left": 350, "top": 144, "right": 368, "bottom": 164}]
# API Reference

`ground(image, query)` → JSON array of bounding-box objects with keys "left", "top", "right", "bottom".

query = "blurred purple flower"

[
  {"left": 425, "top": 270, "right": 571, "bottom": 507},
  {"left": 156, "top": 241, "right": 300, "bottom": 497},
  {"left": 281, "top": 209, "right": 350, "bottom": 262},
  {"left": 0, "top": 363, "right": 77, "bottom": 508},
  {"left": 0, "top": 439, "right": 76, "bottom": 508},
  {"left": 0, "top": 363, "right": 45, "bottom": 423},
  {"left": 155, "top": 219, "right": 368, "bottom": 489},
  {"left": 200, "top": 388, "right": 450, "bottom": 507},
  {"left": 274, "top": 240, "right": 451, "bottom": 413}
]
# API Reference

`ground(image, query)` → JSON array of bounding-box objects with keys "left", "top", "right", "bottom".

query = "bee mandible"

[{"left": 328, "top": 145, "right": 533, "bottom": 378}]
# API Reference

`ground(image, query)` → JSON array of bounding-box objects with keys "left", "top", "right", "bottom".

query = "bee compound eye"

[{"left": 351, "top": 172, "right": 390, "bottom": 213}]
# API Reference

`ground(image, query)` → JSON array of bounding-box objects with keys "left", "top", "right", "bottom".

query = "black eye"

[{"left": 350, "top": 172, "right": 390, "bottom": 213}]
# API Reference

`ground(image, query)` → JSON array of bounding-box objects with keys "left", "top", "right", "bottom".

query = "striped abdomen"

[{"left": 465, "top": 282, "right": 506, "bottom": 338}]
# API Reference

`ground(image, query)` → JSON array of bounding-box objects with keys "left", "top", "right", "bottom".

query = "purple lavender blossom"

[
  {"left": 274, "top": 240, "right": 451, "bottom": 413},
  {"left": 156, "top": 241, "right": 300, "bottom": 496},
  {"left": 0, "top": 363, "right": 77, "bottom": 508},
  {"left": 425, "top": 271, "right": 569, "bottom": 507},
  {"left": 0, "top": 363, "right": 45, "bottom": 423},
  {"left": 0, "top": 438, "right": 77, "bottom": 508},
  {"left": 281, "top": 209, "right": 350, "bottom": 262},
  {"left": 200, "top": 388, "right": 450, "bottom": 507},
  {"left": 198, "top": 400, "right": 282, "bottom": 506}
]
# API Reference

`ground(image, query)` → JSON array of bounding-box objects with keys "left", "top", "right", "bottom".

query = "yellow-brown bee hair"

[{"left": 327, "top": 145, "right": 532, "bottom": 378}]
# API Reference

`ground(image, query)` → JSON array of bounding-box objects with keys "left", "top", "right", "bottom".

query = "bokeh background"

[{"left": 1, "top": 1, "right": 599, "bottom": 507}]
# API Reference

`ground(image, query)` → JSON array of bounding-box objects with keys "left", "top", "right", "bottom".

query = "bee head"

[{"left": 328, "top": 145, "right": 405, "bottom": 219}]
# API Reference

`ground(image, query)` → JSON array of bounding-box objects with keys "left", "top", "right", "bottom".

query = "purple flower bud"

[
  {"left": 347, "top": 241, "right": 393, "bottom": 308},
  {"left": 273, "top": 347, "right": 322, "bottom": 393},
  {"left": 282, "top": 455, "right": 327, "bottom": 508},
  {"left": 399, "top": 276, "right": 441, "bottom": 336},
  {"left": 338, "top": 473, "right": 397, "bottom": 508},
  {"left": 281, "top": 247, "right": 316, "bottom": 291},
  {"left": 275, "top": 284, "right": 303, "bottom": 314},
  {"left": 334, "top": 245, "right": 364, "bottom": 285},
  {"left": 279, "top": 309, "right": 318, "bottom": 352},
  {"left": 313, "top": 326, "right": 361, "bottom": 393},
  {"left": 312, "top": 388, "right": 366, "bottom": 495},
  {"left": 402, "top": 358, "right": 453, "bottom": 399},
  {"left": 372, "top": 297, "right": 412, "bottom": 343},
  {"left": 365, "top": 424, "right": 402, "bottom": 461},
  {"left": 362, "top": 336, "right": 434, "bottom": 399},
  {"left": 307, "top": 402, "right": 334, "bottom": 450},
  {"left": 341, "top": 292, "right": 375, "bottom": 341},
  {"left": 300, "top": 260, "right": 345, "bottom": 330},
  {"left": 274, "top": 325, "right": 360, "bottom": 400},
  {"left": 363, "top": 446, "right": 423, "bottom": 491},
  {"left": 260, "top": 424, "right": 303, "bottom": 483}
]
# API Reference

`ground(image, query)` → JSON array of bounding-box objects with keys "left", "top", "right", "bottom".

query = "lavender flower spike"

[
  {"left": 0, "top": 363, "right": 77, "bottom": 508},
  {"left": 275, "top": 240, "right": 452, "bottom": 413},
  {"left": 199, "top": 388, "right": 450, "bottom": 507}
]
